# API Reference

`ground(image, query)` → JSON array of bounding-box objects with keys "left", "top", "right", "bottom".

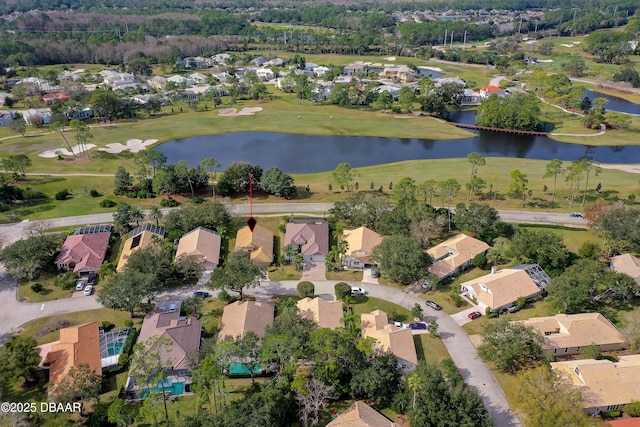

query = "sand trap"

[
  {"left": 39, "top": 144, "right": 96, "bottom": 158},
  {"left": 218, "top": 107, "right": 263, "bottom": 117},
  {"left": 384, "top": 56, "right": 396, "bottom": 61},
  {"left": 538, "top": 59, "right": 554, "bottom": 63},
  {"left": 599, "top": 164, "right": 640, "bottom": 174},
  {"left": 99, "top": 139, "right": 159, "bottom": 154},
  {"left": 418, "top": 65, "right": 443, "bottom": 72},
  {"left": 560, "top": 44, "right": 574, "bottom": 48}
]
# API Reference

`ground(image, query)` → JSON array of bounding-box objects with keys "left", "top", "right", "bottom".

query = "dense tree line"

[{"left": 476, "top": 93, "right": 542, "bottom": 131}]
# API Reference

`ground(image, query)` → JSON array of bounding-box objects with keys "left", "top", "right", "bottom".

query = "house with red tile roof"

[
  {"left": 480, "top": 85, "right": 505, "bottom": 99},
  {"left": 55, "top": 225, "right": 111, "bottom": 276},
  {"left": 42, "top": 93, "right": 70, "bottom": 105},
  {"left": 284, "top": 219, "right": 329, "bottom": 262}
]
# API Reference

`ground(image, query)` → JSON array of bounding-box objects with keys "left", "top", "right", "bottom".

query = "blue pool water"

[
  {"left": 228, "top": 362, "right": 261, "bottom": 374},
  {"left": 140, "top": 380, "right": 185, "bottom": 397}
]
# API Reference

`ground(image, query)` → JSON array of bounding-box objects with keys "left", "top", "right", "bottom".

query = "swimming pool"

[
  {"left": 228, "top": 362, "right": 261, "bottom": 375},
  {"left": 140, "top": 380, "right": 186, "bottom": 397}
]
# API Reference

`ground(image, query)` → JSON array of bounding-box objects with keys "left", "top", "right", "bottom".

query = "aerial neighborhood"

[{"left": 2, "top": 0, "right": 640, "bottom": 426}]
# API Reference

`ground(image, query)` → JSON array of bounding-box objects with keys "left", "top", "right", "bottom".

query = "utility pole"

[
  {"left": 463, "top": 31, "right": 467, "bottom": 50},
  {"left": 534, "top": 21, "right": 538, "bottom": 34},
  {"left": 450, "top": 31, "right": 453, "bottom": 49},
  {"left": 444, "top": 29, "right": 447, "bottom": 49}
]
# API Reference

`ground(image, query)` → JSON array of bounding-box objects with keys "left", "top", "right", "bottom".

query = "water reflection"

[{"left": 583, "top": 90, "right": 640, "bottom": 115}]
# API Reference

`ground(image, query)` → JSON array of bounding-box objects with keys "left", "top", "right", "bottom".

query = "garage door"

[{"left": 310, "top": 254, "right": 326, "bottom": 262}]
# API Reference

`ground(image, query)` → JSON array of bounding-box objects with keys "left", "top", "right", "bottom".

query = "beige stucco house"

[
  {"left": 361, "top": 310, "right": 417, "bottom": 370},
  {"left": 427, "top": 234, "right": 490, "bottom": 280},
  {"left": 297, "top": 297, "right": 344, "bottom": 329}
]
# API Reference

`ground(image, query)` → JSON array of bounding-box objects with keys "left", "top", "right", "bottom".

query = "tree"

[
  {"left": 163, "top": 202, "right": 232, "bottom": 240},
  {"left": 623, "top": 312, "right": 640, "bottom": 353},
  {"left": 98, "top": 271, "right": 159, "bottom": 317},
  {"left": 114, "top": 166, "right": 133, "bottom": 194},
  {"left": 438, "top": 178, "right": 461, "bottom": 231},
  {"left": 217, "top": 162, "right": 263, "bottom": 196},
  {"left": 349, "top": 352, "right": 401, "bottom": 407},
  {"left": 260, "top": 167, "right": 296, "bottom": 198},
  {"left": 1, "top": 154, "right": 32, "bottom": 179},
  {"left": 146, "top": 205, "right": 163, "bottom": 226},
  {"left": 578, "top": 158, "right": 601, "bottom": 207},
  {"left": 515, "top": 366, "right": 599, "bottom": 427},
  {"left": 124, "top": 239, "right": 174, "bottom": 282},
  {"left": 201, "top": 157, "right": 221, "bottom": 198},
  {"left": 0, "top": 234, "right": 61, "bottom": 281},
  {"left": 428, "top": 320, "right": 439, "bottom": 337},
  {"left": 175, "top": 254, "right": 204, "bottom": 281},
  {"left": 624, "top": 402, "right": 640, "bottom": 418},
  {"left": 108, "top": 399, "right": 138, "bottom": 427},
  {"left": 70, "top": 119, "right": 93, "bottom": 155},
  {"left": 331, "top": 163, "right": 358, "bottom": 196},
  {"left": 191, "top": 354, "right": 225, "bottom": 416},
  {"left": 466, "top": 152, "right": 486, "bottom": 201},
  {"left": 391, "top": 177, "right": 417, "bottom": 206},
  {"left": 561, "top": 56, "right": 587, "bottom": 77},
  {"left": 51, "top": 364, "right": 101, "bottom": 411},
  {"left": 91, "top": 89, "right": 123, "bottom": 122},
  {"left": 509, "top": 229, "right": 572, "bottom": 275},
  {"left": 543, "top": 159, "right": 564, "bottom": 204},
  {"left": 398, "top": 86, "right": 416, "bottom": 111},
  {"left": 8, "top": 119, "right": 26, "bottom": 137},
  {"left": 476, "top": 93, "right": 541, "bottom": 131},
  {"left": 547, "top": 259, "right": 636, "bottom": 313},
  {"left": 416, "top": 180, "right": 438, "bottom": 205},
  {"left": 297, "top": 281, "right": 315, "bottom": 297},
  {"left": 509, "top": 169, "right": 529, "bottom": 208},
  {"left": 454, "top": 203, "right": 502, "bottom": 240},
  {"left": 373, "top": 90, "right": 393, "bottom": 110},
  {"left": 478, "top": 317, "right": 545, "bottom": 373},
  {"left": 207, "top": 251, "right": 265, "bottom": 300},
  {"left": 371, "top": 235, "right": 431, "bottom": 285},
  {"left": 0, "top": 335, "right": 41, "bottom": 382},
  {"left": 145, "top": 150, "right": 168, "bottom": 177}
]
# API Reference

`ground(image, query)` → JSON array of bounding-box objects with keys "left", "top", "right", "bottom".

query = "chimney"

[{"left": 491, "top": 266, "right": 497, "bottom": 274}]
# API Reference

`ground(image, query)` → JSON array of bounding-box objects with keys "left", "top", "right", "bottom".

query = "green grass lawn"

[
  {"left": 462, "top": 298, "right": 557, "bottom": 336},
  {"left": 17, "top": 274, "right": 74, "bottom": 303},
  {"left": 268, "top": 265, "right": 302, "bottom": 281},
  {"left": 414, "top": 334, "right": 451, "bottom": 365},
  {"left": 351, "top": 296, "right": 414, "bottom": 324},
  {"left": 326, "top": 270, "right": 363, "bottom": 281},
  {"left": 519, "top": 224, "right": 600, "bottom": 253},
  {"left": 19, "top": 308, "right": 135, "bottom": 345},
  {"left": 199, "top": 298, "right": 226, "bottom": 335}
]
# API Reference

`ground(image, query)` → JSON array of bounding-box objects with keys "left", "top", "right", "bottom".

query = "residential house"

[
  {"left": 265, "top": 58, "right": 284, "bottom": 67},
  {"left": 19, "top": 77, "right": 55, "bottom": 93},
  {"left": 148, "top": 75, "right": 167, "bottom": 90},
  {"left": 234, "top": 225, "right": 274, "bottom": 267},
  {"left": 41, "top": 92, "right": 70, "bottom": 105},
  {"left": 23, "top": 108, "right": 52, "bottom": 126},
  {"left": 310, "top": 81, "right": 334, "bottom": 102},
  {"left": 327, "top": 400, "right": 400, "bottom": 427},
  {"left": 218, "top": 301, "right": 275, "bottom": 341},
  {"left": 342, "top": 226, "right": 382, "bottom": 269},
  {"left": 132, "top": 94, "right": 158, "bottom": 105},
  {"left": 303, "top": 62, "right": 319, "bottom": 71},
  {"left": 551, "top": 355, "right": 640, "bottom": 415},
  {"left": 175, "top": 227, "right": 221, "bottom": 270},
  {"left": 610, "top": 254, "right": 640, "bottom": 289},
  {"left": 211, "top": 72, "right": 232, "bottom": 84},
  {"left": 460, "top": 264, "right": 550, "bottom": 312},
  {"left": 297, "top": 297, "right": 344, "bottom": 329},
  {"left": 66, "top": 107, "right": 94, "bottom": 120},
  {"left": 58, "top": 70, "right": 82, "bottom": 82},
  {"left": 519, "top": 313, "right": 626, "bottom": 356},
  {"left": 167, "top": 75, "right": 195, "bottom": 86},
  {"left": 189, "top": 72, "right": 208, "bottom": 84},
  {"left": 460, "top": 88, "right": 482, "bottom": 105},
  {"left": 125, "top": 308, "right": 202, "bottom": 398},
  {"left": 293, "top": 69, "right": 314, "bottom": 79},
  {"left": 313, "top": 66, "right": 330, "bottom": 78},
  {"left": 426, "top": 234, "right": 490, "bottom": 281},
  {"left": 0, "top": 110, "right": 17, "bottom": 126},
  {"left": 284, "top": 219, "right": 329, "bottom": 262},
  {"left": 101, "top": 71, "right": 148, "bottom": 91},
  {"left": 184, "top": 56, "right": 210, "bottom": 69},
  {"left": 256, "top": 68, "right": 275, "bottom": 81},
  {"left": 0, "top": 92, "right": 14, "bottom": 106},
  {"left": 174, "top": 90, "right": 199, "bottom": 102},
  {"left": 212, "top": 53, "right": 232, "bottom": 65},
  {"left": 480, "top": 85, "right": 506, "bottom": 98},
  {"left": 117, "top": 223, "right": 166, "bottom": 272},
  {"left": 56, "top": 224, "right": 112, "bottom": 277},
  {"left": 375, "top": 85, "right": 401, "bottom": 100},
  {"left": 250, "top": 56, "right": 269, "bottom": 67},
  {"left": 434, "top": 77, "right": 466, "bottom": 87},
  {"left": 379, "top": 66, "right": 416, "bottom": 83},
  {"left": 40, "top": 322, "right": 102, "bottom": 393},
  {"left": 344, "top": 63, "right": 366, "bottom": 76},
  {"left": 361, "top": 310, "right": 418, "bottom": 370}
]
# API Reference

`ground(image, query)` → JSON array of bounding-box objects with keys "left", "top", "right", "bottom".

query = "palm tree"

[
  {"left": 146, "top": 205, "right": 163, "bottom": 226},
  {"left": 130, "top": 206, "right": 145, "bottom": 226}
]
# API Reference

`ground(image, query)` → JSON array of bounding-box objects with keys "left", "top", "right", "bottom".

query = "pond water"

[
  {"left": 158, "top": 130, "right": 640, "bottom": 174},
  {"left": 583, "top": 89, "right": 640, "bottom": 115}
]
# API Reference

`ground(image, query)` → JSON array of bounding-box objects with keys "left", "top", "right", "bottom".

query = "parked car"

[
  {"left": 425, "top": 300, "right": 443, "bottom": 311},
  {"left": 421, "top": 281, "right": 432, "bottom": 290},
  {"left": 370, "top": 269, "right": 378, "bottom": 278},
  {"left": 569, "top": 212, "right": 582, "bottom": 218},
  {"left": 467, "top": 311, "right": 482, "bottom": 320},
  {"left": 75, "top": 281, "right": 85, "bottom": 291},
  {"left": 408, "top": 322, "right": 427, "bottom": 330},
  {"left": 194, "top": 291, "right": 211, "bottom": 298},
  {"left": 350, "top": 287, "right": 366, "bottom": 296},
  {"left": 83, "top": 285, "right": 93, "bottom": 296},
  {"left": 393, "top": 321, "right": 409, "bottom": 328}
]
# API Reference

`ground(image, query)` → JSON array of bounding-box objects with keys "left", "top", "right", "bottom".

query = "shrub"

[
  {"left": 0, "top": 205, "right": 9, "bottom": 212},
  {"left": 335, "top": 282, "right": 351, "bottom": 300},
  {"left": 449, "top": 291, "right": 464, "bottom": 307},
  {"left": 31, "top": 283, "right": 44, "bottom": 293},
  {"left": 89, "top": 189, "right": 101, "bottom": 197},
  {"left": 100, "top": 321, "right": 113, "bottom": 331},
  {"left": 124, "top": 320, "right": 134, "bottom": 328},
  {"left": 55, "top": 189, "right": 70, "bottom": 200},
  {"left": 472, "top": 253, "right": 487, "bottom": 268},
  {"left": 100, "top": 199, "right": 116, "bottom": 208},
  {"left": 411, "top": 303, "right": 423, "bottom": 319},
  {"left": 268, "top": 266, "right": 277, "bottom": 272},
  {"left": 54, "top": 271, "right": 78, "bottom": 290},
  {"left": 218, "top": 289, "right": 232, "bottom": 303},
  {"left": 624, "top": 401, "right": 640, "bottom": 417},
  {"left": 515, "top": 296, "right": 527, "bottom": 309},
  {"left": 601, "top": 411, "right": 621, "bottom": 419},
  {"left": 160, "top": 197, "right": 179, "bottom": 207},
  {"left": 297, "top": 281, "right": 315, "bottom": 297},
  {"left": 192, "top": 197, "right": 205, "bottom": 204},
  {"left": 126, "top": 191, "right": 138, "bottom": 198}
]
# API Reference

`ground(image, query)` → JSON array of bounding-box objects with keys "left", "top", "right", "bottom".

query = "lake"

[
  {"left": 158, "top": 130, "right": 640, "bottom": 174},
  {"left": 583, "top": 89, "right": 640, "bottom": 115}
]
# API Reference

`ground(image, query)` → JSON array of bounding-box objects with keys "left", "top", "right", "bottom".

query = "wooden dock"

[{"left": 451, "top": 122, "right": 550, "bottom": 136}]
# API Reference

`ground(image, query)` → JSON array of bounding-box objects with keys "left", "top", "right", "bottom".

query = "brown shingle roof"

[
  {"left": 284, "top": 221, "right": 329, "bottom": 257},
  {"left": 427, "top": 234, "right": 490, "bottom": 279},
  {"left": 235, "top": 225, "right": 274, "bottom": 267},
  {"left": 361, "top": 310, "right": 418, "bottom": 366},
  {"left": 327, "top": 401, "right": 400, "bottom": 427},
  {"left": 137, "top": 310, "right": 202, "bottom": 370},
  {"left": 44, "top": 322, "right": 102, "bottom": 389},
  {"left": 461, "top": 268, "right": 541, "bottom": 310},
  {"left": 551, "top": 355, "right": 640, "bottom": 409},
  {"left": 55, "top": 232, "right": 111, "bottom": 274},
  {"left": 342, "top": 227, "right": 383, "bottom": 263},
  {"left": 297, "top": 297, "right": 343, "bottom": 329},
  {"left": 519, "top": 313, "right": 626, "bottom": 350},
  {"left": 175, "top": 227, "right": 221, "bottom": 269},
  {"left": 218, "top": 301, "right": 274, "bottom": 341}
]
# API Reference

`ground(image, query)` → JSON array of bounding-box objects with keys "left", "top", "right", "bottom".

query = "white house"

[
  {"left": 23, "top": 108, "right": 52, "bottom": 126},
  {"left": 256, "top": 68, "right": 275, "bottom": 81},
  {"left": 313, "top": 66, "right": 330, "bottom": 77},
  {"left": 167, "top": 75, "right": 195, "bottom": 86},
  {"left": 189, "top": 73, "right": 208, "bottom": 84}
]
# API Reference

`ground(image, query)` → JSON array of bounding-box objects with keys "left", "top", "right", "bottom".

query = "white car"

[
  {"left": 350, "top": 287, "right": 366, "bottom": 296},
  {"left": 393, "top": 321, "right": 409, "bottom": 328},
  {"left": 83, "top": 285, "right": 93, "bottom": 296},
  {"left": 75, "top": 281, "right": 85, "bottom": 291}
]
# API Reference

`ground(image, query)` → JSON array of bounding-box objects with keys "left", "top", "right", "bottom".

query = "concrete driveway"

[
  {"left": 301, "top": 262, "right": 326, "bottom": 281},
  {"left": 451, "top": 306, "right": 483, "bottom": 326},
  {"left": 362, "top": 268, "right": 379, "bottom": 284}
]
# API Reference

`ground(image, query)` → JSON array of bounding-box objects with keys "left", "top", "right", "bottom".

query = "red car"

[{"left": 467, "top": 311, "right": 482, "bottom": 320}]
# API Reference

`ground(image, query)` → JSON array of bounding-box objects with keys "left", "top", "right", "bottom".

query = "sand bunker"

[
  {"left": 384, "top": 56, "right": 396, "bottom": 61},
  {"left": 418, "top": 65, "right": 443, "bottom": 72},
  {"left": 39, "top": 144, "right": 97, "bottom": 158},
  {"left": 599, "top": 164, "right": 640, "bottom": 174},
  {"left": 218, "top": 107, "right": 263, "bottom": 117},
  {"left": 99, "top": 139, "right": 159, "bottom": 154}
]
